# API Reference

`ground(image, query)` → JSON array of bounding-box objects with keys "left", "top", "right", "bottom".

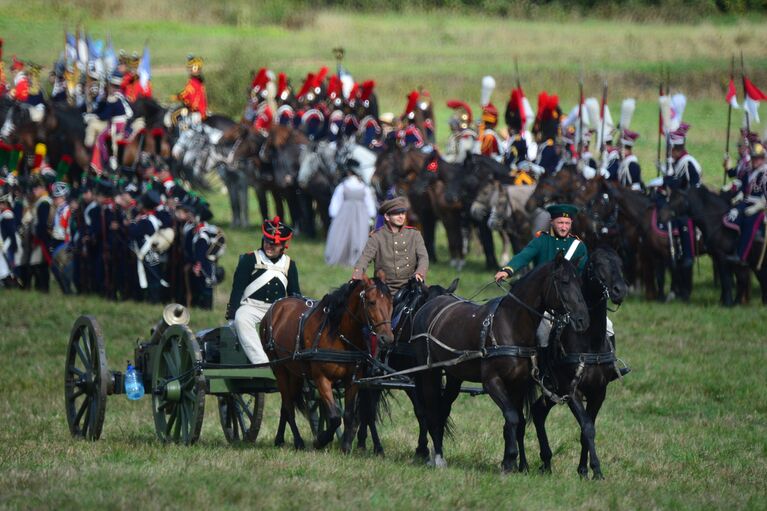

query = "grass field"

[{"left": 2, "top": 6, "right": 767, "bottom": 510}]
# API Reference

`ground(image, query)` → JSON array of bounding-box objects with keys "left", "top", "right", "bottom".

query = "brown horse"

[{"left": 260, "top": 275, "right": 394, "bottom": 451}]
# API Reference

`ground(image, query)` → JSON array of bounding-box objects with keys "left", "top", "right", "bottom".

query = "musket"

[
  {"left": 514, "top": 57, "right": 521, "bottom": 90},
  {"left": 724, "top": 55, "right": 734, "bottom": 186},
  {"left": 667, "top": 221, "right": 676, "bottom": 269}
]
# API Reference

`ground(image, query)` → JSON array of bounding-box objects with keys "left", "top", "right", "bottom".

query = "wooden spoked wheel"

[
  {"left": 151, "top": 324, "right": 205, "bottom": 445},
  {"left": 217, "top": 392, "right": 266, "bottom": 444},
  {"left": 304, "top": 386, "right": 344, "bottom": 441},
  {"left": 65, "top": 316, "right": 109, "bottom": 440}
]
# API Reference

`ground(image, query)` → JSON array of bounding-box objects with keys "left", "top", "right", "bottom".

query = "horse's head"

[
  {"left": 359, "top": 274, "right": 394, "bottom": 348},
  {"left": 267, "top": 126, "right": 305, "bottom": 188},
  {"left": 543, "top": 253, "right": 590, "bottom": 332},
  {"left": 587, "top": 247, "right": 628, "bottom": 305},
  {"left": 412, "top": 152, "right": 440, "bottom": 196}
]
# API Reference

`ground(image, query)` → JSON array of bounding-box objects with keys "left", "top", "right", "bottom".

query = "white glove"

[
  {"left": 745, "top": 197, "right": 766, "bottom": 217},
  {"left": 722, "top": 179, "right": 741, "bottom": 193},
  {"left": 730, "top": 191, "right": 744, "bottom": 205},
  {"left": 582, "top": 166, "right": 597, "bottom": 180},
  {"left": 726, "top": 208, "right": 739, "bottom": 223}
]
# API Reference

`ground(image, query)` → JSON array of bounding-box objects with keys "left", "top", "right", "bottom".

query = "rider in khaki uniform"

[{"left": 352, "top": 196, "right": 428, "bottom": 292}]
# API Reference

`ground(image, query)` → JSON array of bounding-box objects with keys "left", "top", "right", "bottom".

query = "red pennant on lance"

[
  {"left": 726, "top": 78, "right": 739, "bottom": 108},
  {"left": 744, "top": 77, "right": 767, "bottom": 101}
]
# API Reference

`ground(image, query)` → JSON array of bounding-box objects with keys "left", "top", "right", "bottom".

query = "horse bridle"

[{"left": 344, "top": 283, "right": 392, "bottom": 338}]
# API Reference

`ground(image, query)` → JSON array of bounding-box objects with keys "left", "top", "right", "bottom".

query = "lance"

[
  {"left": 656, "top": 68, "right": 664, "bottom": 177},
  {"left": 599, "top": 80, "right": 608, "bottom": 164},
  {"left": 577, "top": 70, "right": 584, "bottom": 158},
  {"left": 740, "top": 51, "right": 752, "bottom": 143},
  {"left": 514, "top": 56, "right": 521, "bottom": 90},
  {"left": 724, "top": 55, "right": 734, "bottom": 185}
]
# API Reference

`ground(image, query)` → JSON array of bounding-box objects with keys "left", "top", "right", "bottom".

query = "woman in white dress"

[{"left": 324, "top": 159, "right": 378, "bottom": 267}]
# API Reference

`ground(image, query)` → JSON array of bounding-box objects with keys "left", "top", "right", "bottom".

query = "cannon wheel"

[
  {"left": 304, "top": 386, "right": 344, "bottom": 441},
  {"left": 151, "top": 324, "right": 205, "bottom": 445},
  {"left": 217, "top": 393, "right": 266, "bottom": 444},
  {"left": 65, "top": 316, "right": 109, "bottom": 440}
]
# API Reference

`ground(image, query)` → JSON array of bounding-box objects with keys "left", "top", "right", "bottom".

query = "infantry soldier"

[
  {"left": 226, "top": 217, "right": 300, "bottom": 365},
  {"left": 352, "top": 196, "right": 428, "bottom": 293}
]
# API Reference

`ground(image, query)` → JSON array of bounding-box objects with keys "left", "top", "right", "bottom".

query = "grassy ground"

[{"left": 2, "top": 8, "right": 767, "bottom": 510}]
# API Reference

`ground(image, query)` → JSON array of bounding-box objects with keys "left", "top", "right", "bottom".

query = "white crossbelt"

[
  {"left": 241, "top": 251, "right": 290, "bottom": 303},
  {"left": 564, "top": 239, "right": 581, "bottom": 261}
]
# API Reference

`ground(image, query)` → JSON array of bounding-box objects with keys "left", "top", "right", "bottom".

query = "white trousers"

[{"left": 234, "top": 299, "right": 273, "bottom": 364}]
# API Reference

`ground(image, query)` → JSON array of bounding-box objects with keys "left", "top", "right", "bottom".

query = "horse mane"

[
  {"left": 322, "top": 278, "right": 390, "bottom": 335},
  {"left": 51, "top": 104, "right": 86, "bottom": 139}
]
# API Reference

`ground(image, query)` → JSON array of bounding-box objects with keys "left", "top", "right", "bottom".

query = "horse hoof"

[
  {"left": 539, "top": 465, "right": 552, "bottom": 475},
  {"left": 357, "top": 442, "right": 367, "bottom": 452},
  {"left": 294, "top": 440, "right": 305, "bottom": 450},
  {"left": 274, "top": 438, "right": 285, "bottom": 447},
  {"left": 429, "top": 454, "right": 448, "bottom": 469},
  {"left": 592, "top": 472, "right": 605, "bottom": 481},
  {"left": 518, "top": 463, "right": 529, "bottom": 473},
  {"left": 414, "top": 448, "right": 429, "bottom": 462},
  {"left": 578, "top": 467, "right": 589, "bottom": 479}
]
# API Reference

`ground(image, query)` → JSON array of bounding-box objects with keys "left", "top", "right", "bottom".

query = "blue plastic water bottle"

[{"left": 125, "top": 362, "right": 145, "bottom": 400}]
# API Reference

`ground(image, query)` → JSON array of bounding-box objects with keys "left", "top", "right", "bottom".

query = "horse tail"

[{"left": 521, "top": 379, "right": 538, "bottom": 428}]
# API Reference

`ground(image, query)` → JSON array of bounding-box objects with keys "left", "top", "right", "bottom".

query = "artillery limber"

[{"left": 64, "top": 303, "right": 336, "bottom": 446}]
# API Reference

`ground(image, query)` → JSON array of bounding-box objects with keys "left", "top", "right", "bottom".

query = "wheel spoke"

[
  {"left": 76, "top": 341, "right": 91, "bottom": 369},
  {"left": 236, "top": 395, "right": 255, "bottom": 421},
  {"left": 162, "top": 351, "right": 178, "bottom": 376},
  {"left": 170, "top": 339, "right": 182, "bottom": 374},
  {"left": 82, "top": 398, "right": 92, "bottom": 433},
  {"left": 181, "top": 402, "right": 191, "bottom": 444},
  {"left": 68, "top": 365, "right": 85, "bottom": 378},
  {"left": 71, "top": 387, "right": 85, "bottom": 400},
  {"left": 75, "top": 396, "right": 89, "bottom": 426},
  {"left": 165, "top": 404, "right": 177, "bottom": 436},
  {"left": 235, "top": 405, "right": 247, "bottom": 437}
]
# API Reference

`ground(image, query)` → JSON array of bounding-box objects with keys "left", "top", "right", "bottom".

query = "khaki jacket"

[{"left": 352, "top": 225, "right": 429, "bottom": 291}]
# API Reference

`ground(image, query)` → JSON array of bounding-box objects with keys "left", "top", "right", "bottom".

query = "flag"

[
  {"left": 103, "top": 35, "right": 116, "bottom": 75},
  {"left": 138, "top": 45, "right": 151, "bottom": 89},
  {"left": 77, "top": 30, "right": 88, "bottom": 67},
  {"left": 743, "top": 76, "right": 767, "bottom": 124},
  {"left": 65, "top": 32, "right": 77, "bottom": 64},
  {"left": 726, "top": 78, "right": 740, "bottom": 109}
]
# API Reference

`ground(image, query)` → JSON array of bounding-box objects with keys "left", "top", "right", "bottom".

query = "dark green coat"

[
  {"left": 503, "top": 230, "right": 588, "bottom": 274},
  {"left": 225, "top": 251, "right": 300, "bottom": 319}
]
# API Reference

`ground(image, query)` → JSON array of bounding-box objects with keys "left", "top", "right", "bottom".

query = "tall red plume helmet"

[
  {"left": 446, "top": 99, "right": 473, "bottom": 124},
  {"left": 327, "top": 75, "right": 342, "bottom": 100},
  {"left": 348, "top": 82, "right": 360, "bottom": 104},
  {"left": 536, "top": 91, "right": 559, "bottom": 121},
  {"left": 314, "top": 66, "right": 328, "bottom": 92},
  {"left": 262, "top": 216, "right": 293, "bottom": 246},
  {"left": 509, "top": 88, "right": 523, "bottom": 112},
  {"left": 251, "top": 67, "right": 269, "bottom": 91},
  {"left": 277, "top": 72, "right": 288, "bottom": 100},
  {"left": 359, "top": 80, "right": 375, "bottom": 104},
  {"left": 404, "top": 90, "right": 419, "bottom": 118},
  {"left": 297, "top": 73, "right": 315, "bottom": 99}
]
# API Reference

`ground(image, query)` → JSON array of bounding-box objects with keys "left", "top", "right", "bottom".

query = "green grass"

[{"left": 2, "top": 8, "right": 767, "bottom": 510}]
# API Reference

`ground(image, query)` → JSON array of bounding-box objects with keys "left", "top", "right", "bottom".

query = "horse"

[
  {"left": 666, "top": 186, "right": 766, "bottom": 305},
  {"left": 410, "top": 253, "right": 590, "bottom": 472},
  {"left": 606, "top": 181, "right": 692, "bottom": 301},
  {"left": 412, "top": 153, "right": 466, "bottom": 269},
  {"left": 355, "top": 277, "right": 460, "bottom": 457},
  {"left": 531, "top": 247, "right": 628, "bottom": 479},
  {"left": 40, "top": 102, "right": 89, "bottom": 183},
  {"left": 260, "top": 275, "right": 394, "bottom": 452}
]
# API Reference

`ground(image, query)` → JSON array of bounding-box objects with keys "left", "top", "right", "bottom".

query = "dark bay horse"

[
  {"left": 532, "top": 247, "right": 628, "bottom": 479},
  {"left": 260, "top": 276, "right": 394, "bottom": 451},
  {"left": 667, "top": 186, "right": 766, "bottom": 305},
  {"left": 410, "top": 254, "right": 590, "bottom": 472},
  {"left": 355, "top": 277, "right": 460, "bottom": 457}
]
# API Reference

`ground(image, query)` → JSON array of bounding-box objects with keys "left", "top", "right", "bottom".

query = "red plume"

[
  {"left": 404, "top": 90, "right": 419, "bottom": 115},
  {"left": 251, "top": 67, "right": 269, "bottom": 90},
  {"left": 327, "top": 75, "right": 342, "bottom": 98},
  {"left": 277, "top": 72, "right": 287, "bottom": 98},
  {"left": 445, "top": 99, "right": 473, "bottom": 124},
  {"left": 297, "top": 73, "right": 314, "bottom": 99},
  {"left": 315, "top": 66, "right": 328, "bottom": 87},
  {"left": 360, "top": 80, "right": 375, "bottom": 102}
]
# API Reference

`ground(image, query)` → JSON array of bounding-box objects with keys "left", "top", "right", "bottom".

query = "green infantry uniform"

[
  {"left": 352, "top": 196, "right": 429, "bottom": 291},
  {"left": 501, "top": 204, "right": 587, "bottom": 275}
]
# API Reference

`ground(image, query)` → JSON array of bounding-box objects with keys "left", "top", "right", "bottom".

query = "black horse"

[
  {"left": 355, "top": 277, "right": 460, "bottom": 457},
  {"left": 410, "top": 254, "right": 590, "bottom": 472},
  {"left": 531, "top": 247, "right": 628, "bottom": 480},
  {"left": 667, "top": 186, "right": 767, "bottom": 305}
]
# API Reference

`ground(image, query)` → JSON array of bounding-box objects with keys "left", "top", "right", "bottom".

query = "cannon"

[{"left": 64, "top": 303, "right": 334, "bottom": 445}]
